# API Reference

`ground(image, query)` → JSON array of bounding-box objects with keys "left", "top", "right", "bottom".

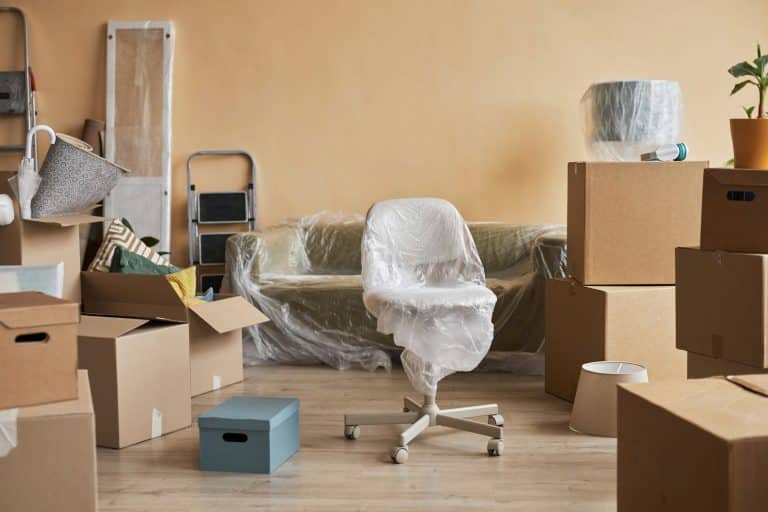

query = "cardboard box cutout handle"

[
  {"left": 222, "top": 432, "right": 248, "bottom": 443},
  {"left": 15, "top": 331, "right": 49, "bottom": 343},
  {"left": 726, "top": 190, "right": 756, "bottom": 202}
]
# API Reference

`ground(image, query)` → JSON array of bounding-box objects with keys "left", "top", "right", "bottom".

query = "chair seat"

[{"left": 366, "top": 284, "right": 497, "bottom": 315}]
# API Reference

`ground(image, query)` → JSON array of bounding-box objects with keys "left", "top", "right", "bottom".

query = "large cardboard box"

[
  {"left": 0, "top": 370, "right": 97, "bottom": 512},
  {"left": 700, "top": 168, "right": 768, "bottom": 253},
  {"left": 0, "top": 292, "right": 79, "bottom": 409},
  {"left": 545, "top": 279, "right": 685, "bottom": 402},
  {"left": 0, "top": 172, "right": 102, "bottom": 302},
  {"left": 618, "top": 375, "right": 768, "bottom": 512},
  {"left": 687, "top": 352, "right": 768, "bottom": 379},
  {"left": 81, "top": 271, "right": 268, "bottom": 396},
  {"left": 567, "top": 161, "right": 706, "bottom": 285},
  {"left": 77, "top": 315, "right": 191, "bottom": 448},
  {"left": 676, "top": 247, "right": 768, "bottom": 368}
]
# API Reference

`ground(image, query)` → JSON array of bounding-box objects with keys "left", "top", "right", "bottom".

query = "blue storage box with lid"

[{"left": 198, "top": 396, "right": 300, "bottom": 474}]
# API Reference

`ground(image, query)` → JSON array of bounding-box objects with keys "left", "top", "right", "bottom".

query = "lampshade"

[{"left": 569, "top": 361, "right": 648, "bottom": 437}]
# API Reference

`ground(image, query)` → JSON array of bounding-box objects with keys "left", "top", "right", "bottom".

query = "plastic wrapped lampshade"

[{"left": 581, "top": 80, "right": 683, "bottom": 161}]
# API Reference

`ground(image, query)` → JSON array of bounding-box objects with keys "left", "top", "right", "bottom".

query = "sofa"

[{"left": 224, "top": 213, "right": 566, "bottom": 372}]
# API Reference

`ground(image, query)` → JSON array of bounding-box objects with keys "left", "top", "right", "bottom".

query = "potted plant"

[{"left": 729, "top": 43, "right": 768, "bottom": 169}]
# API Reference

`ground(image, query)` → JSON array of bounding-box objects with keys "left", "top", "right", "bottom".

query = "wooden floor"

[{"left": 97, "top": 366, "right": 616, "bottom": 511}]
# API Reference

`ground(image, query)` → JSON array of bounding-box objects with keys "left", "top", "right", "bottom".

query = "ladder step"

[{"left": 0, "top": 144, "right": 25, "bottom": 153}]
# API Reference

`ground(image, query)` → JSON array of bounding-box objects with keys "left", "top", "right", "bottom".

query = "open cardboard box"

[
  {"left": 81, "top": 271, "right": 269, "bottom": 396},
  {"left": 618, "top": 375, "right": 768, "bottom": 511},
  {"left": 0, "top": 370, "right": 97, "bottom": 512},
  {"left": 0, "top": 171, "right": 103, "bottom": 302}
]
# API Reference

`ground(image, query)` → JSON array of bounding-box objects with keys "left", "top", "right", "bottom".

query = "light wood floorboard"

[{"left": 96, "top": 365, "right": 616, "bottom": 511}]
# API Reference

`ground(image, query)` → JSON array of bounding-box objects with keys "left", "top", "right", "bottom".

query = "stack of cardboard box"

[
  {"left": 677, "top": 168, "right": 768, "bottom": 378},
  {"left": 545, "top": 160, "right": 708, "bottom": 401},
  {"left": 616, "top": 168, "right": 768, "bottom": 511},
  {"left": 0, "top": 293, "right": 97, "bottom": 511}
]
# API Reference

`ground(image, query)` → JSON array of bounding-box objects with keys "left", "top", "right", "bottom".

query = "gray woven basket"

[{"left": 31, "top": 134, "right": 129, "bottom": 218}]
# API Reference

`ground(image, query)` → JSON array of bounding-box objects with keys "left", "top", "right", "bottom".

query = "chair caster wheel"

[
  {"left": 390, "top": 446, "right": 409, "bottom": 464},
  {"left": 488, "top": 414, "right": 504, "bottom": 427},
  {"left": 487, "top": 438, "right": 504, "bottom": 457},
  {"left": 344, "top": 425, "right": 360, "bottom": 440}
]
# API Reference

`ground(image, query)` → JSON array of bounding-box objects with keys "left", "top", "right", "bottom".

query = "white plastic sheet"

[
  {"left": 362, "top": 198, "right": 497, "bottom": 395},
  {"left": 581, "top": 80, "right": 682, "bottom": 161},
  {"left": 224, "top": 211, "right": 567, "bottom": 375}
]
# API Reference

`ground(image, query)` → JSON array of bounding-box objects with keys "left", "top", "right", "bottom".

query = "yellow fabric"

[{"left": 165, "top": 266, "right": 204, "bottom": 306}]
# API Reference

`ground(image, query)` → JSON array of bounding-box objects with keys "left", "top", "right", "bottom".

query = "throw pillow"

[
  {"left": 109, "top": 246, "right": 181, "bottom": 275},
  {"left": 88, "top": 219, "right": 170, "bottom": 272}
]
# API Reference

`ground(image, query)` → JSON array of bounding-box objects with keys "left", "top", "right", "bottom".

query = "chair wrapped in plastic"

[{"left": 344, "top": 198, "right": 505, "bottom": 463}]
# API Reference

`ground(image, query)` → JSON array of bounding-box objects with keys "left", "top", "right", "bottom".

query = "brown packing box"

[
  {"left": 0, "top": 292, "right": 79, "bottom": 409},
  {"left": 567, "top": 160, "right": 706, "bottom": 285},
  {"left": 676, "top": 247, "right": 768, "bottom": 368},
  {"left": 0, "top": 370, "right": 97, "bottom": 512},
  {"left": 618, "top": 375, "right": 768, "bottom": 512},
  {"left": 77, "top": 315, "right": 191, "bottom": 448},
  {"left": 80, "top": 271, "right": 268, "bottom": 396},
  {"left": 0, "top": 172, "right": 103, "bottom": 302},
  {"left": 701, "top": 168, "right": 768, "bottom": 253},
  {"left": 545, "top": 279, "right": 685, "bottom": 402},
  {"left": 687, "top": 352, "right": 768, "bottom": 379}
]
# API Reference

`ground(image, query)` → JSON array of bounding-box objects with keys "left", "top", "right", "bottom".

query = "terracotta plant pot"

[{"left": 730, "top": 118, "right": 768, "bottom": 169}]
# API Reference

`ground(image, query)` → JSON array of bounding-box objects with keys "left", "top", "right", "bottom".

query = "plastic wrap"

[
  {"left": 362, "top": 198, "right": 497, "bottom": 395},
  {"left": 224, "top": 210, "right": 567, "bottom": 376},
  {"left": 582, "top": 80, "right": 682, "bottom": 161}
]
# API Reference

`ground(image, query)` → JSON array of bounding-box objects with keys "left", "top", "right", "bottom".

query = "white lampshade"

[{"left": 569, "top": 361, "right": 648, "bottom": 437}]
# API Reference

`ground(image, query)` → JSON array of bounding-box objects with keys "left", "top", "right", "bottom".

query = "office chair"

[{"left": 344, "top": 198, "right": 504, "bottom": 463}]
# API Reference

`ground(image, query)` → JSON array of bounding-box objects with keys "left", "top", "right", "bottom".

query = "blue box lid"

[{"left": 198, "top": 397, "right": 299, "bottom": 432}]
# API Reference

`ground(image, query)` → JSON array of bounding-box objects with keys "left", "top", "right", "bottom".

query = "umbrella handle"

[{"left": 25, "top": 125, "right": 56, "bottom": 160}]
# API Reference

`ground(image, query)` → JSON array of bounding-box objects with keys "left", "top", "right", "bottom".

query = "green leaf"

[
  {"left": 758, "top": 42, "right": 763, "bottom": 59},
  {"left": 121, "top": 217, "right": 134, "bottom": 232},
  {"left": 729, "top": 61, "right": 759, "bottom": 78},
  {"left": 725, "top": 158, "right": 735, "bottom": 168},
  {"left": 754, "top": 54, "right": 768, "bottom": 73},
  {"left": 731, "top": 80, "right": 754, "bottom": 95},
  {"left": 140, "top": 236, "right": 160, "bottom": 248},
  {"left": 743, "top": 105, "right": 755, "bottom": 118}
]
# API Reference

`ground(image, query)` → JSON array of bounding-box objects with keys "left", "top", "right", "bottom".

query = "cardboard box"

[
  {"left": 0, "top": 172, "right": 103, "bottom": 302},
  {"left": 545, "top": 279, "right": 685, "bottom": 402},
  {"left": 567, "top": 161, "right": 706, "bottom": 285},
  {"left": 701, "top": 168, "right": 768, "bottom": 253},
  {"left": 676, "top": 247, "right": 768, "bottom": 368},
  {"left": 77, "top": 315, "right": 191, "bottom": 448},
  {"left": 0, "top": 292, "right": 79, "bottom": 409},
  {"left": 81, "top": 271, "right": 268, "bottom": 396},
  {"left": 618, "top": 375, "right": 768, "bottom": 512},
  {"left": 0, "top": 370, "right": 97, "bottom": 512},
  {"left": 687, "top": 352, "right": 768, "bottom": 379}
]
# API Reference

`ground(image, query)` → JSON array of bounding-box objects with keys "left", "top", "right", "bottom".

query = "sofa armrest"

[
  {"left": 532, "top": 231, "right": 567, "bottom": 279},
  {"left": 225, "top": 225, "right": 309, "bottom": 287}
]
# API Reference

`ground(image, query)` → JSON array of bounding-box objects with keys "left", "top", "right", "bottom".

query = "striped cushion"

[{"left": 88, "top": 219, "right": 170, "bottom": 272}]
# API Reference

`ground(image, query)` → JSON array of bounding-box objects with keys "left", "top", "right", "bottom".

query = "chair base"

[{"left": 344, "top": 395, "right": 504, "bottom": 464}]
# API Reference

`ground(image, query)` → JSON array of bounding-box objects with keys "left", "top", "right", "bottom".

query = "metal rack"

[
  {"left": 0, "top": 6, "right": 38, "bottom": 168},
  {"left": 187, "top": 150, "right": 258, "bottom": 292}
]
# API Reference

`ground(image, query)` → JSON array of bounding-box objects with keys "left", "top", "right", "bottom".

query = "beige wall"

[{"left": 1, "top": 0, "right": 766, "bottom": 265}]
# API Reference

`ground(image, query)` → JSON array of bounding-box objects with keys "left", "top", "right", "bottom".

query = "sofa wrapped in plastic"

[{"left": 223, "top": 212, "right": 566, "bottom": 374}]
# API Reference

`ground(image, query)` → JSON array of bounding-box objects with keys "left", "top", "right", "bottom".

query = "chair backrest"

[{"left": 361, "top": 198, "right": 485, "bottom": 291}]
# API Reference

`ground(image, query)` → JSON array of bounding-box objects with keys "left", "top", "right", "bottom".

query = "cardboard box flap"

[
  {"left": 81, "top": 272, "right": 188, "bottom": 322},
  {"left": 705, "top": 168, "right": 768, "bottom": 188},
  {"left": 19, "top": 370, "right": 93, "bottom": 419},
  {"left": 189, "top": 295, "right": 269, "bottom": 333},
  {"left": 621, "top": 378, "right": 768, "bottom": 441},
  {"left": 78, "top": 315, "right": 150, "bottom": 339},
  {"left": 24, "top": 213, "right": 105, "bottom": 227},
  {"left": 726, "top": 374, "right": 768, "bottom": 398},
  {"left": 0, "top": 292, "right": 78, "bottom": 328}
]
